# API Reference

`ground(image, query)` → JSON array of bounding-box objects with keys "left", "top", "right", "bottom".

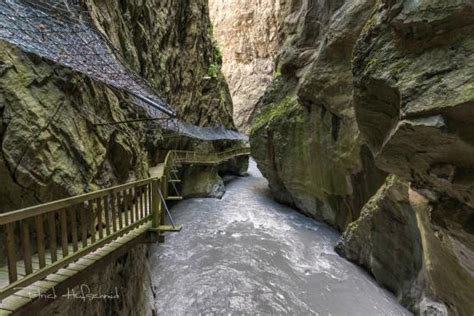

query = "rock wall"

[
  {"left": 247, "top": 0, "right": 474, "bottom": 314},
  {"left": 0, "top": 0, "right": 237, "bottom": 314},
  {"left": 0, "top": 0, "right": 236, "bottom": 213},
  {"left": 336, "top": 176, "right": 424, "bottom": 311},
  {"left": 250, "top": 0, "right": 387, "bottom": 231},
  {"left": 208, "top": 0, "right": 287, "bottom": 132},
  {"left": 38, "top": 246, "right": 153, "bottom": 316},
  {"left": 349, "top": 1, "right": 474, "bottom": 314}
]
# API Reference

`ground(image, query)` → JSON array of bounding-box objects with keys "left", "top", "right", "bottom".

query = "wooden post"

[
  {"left": 35, "top": 215, "right": 46, "bottom": 268},
  {"left": 160, "top": 173, "right": 167, "bottom": 226},
  {"left": 151, "top": 179, "right": 160, "bottom": 228},
  {"left": 5, "top": 223, "right": 17, "bottom": 283}
]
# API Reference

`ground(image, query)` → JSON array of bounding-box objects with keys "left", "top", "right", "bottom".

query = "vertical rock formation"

[
  {"left": 250, "top": 0, "right": 387, "bottom": 231},
  {"left": 349, "top": 1, "right": 474, "bottom": 314},
  {"left": 245, "top": 0, "right": 474, "bottom": 314},
  {"left": 0, "top": 0, "right": 235, "bottom": 212},
  {"left": 336, "top": 176, "right": 424, "bottom": 311},
  {"left": 0, "top": 0, "right": 238, "bottom": 314},
  {"left": 208, "top": 0, "right": 286, "bottom": 132}
]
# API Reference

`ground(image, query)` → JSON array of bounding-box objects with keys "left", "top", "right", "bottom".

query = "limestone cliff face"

[
  {"left": 0, "top": 0, "right": 235, "bottom": 213},
  {"left": 349, "top": 1, "right": 474, "bottom": 314},
  {"left": 336, "top": 177, "right": 424, "bottom": 311},
  {"left": 250, "top": 0, "right": 387, "bottom": 231},
  {"left": 0, "top": 0, "right": 236, "bottom": 314},
  {"left": 249, "top": 0, "right": 474, "bottom": 314},
  {"left": 209, "top": 0, "right": 287, "bottom": 132}
]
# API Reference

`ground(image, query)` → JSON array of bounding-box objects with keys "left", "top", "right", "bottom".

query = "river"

[{"left": 149, "top": 160, "right": 410, "bottom": 315}]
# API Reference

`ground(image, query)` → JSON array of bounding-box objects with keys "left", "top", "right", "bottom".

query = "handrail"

[
  {"left": 0, "top": 178, "right": 152, "bottom": 226},
  {"left": 0, "top": 146, "right": 250, "bottom": 301}
]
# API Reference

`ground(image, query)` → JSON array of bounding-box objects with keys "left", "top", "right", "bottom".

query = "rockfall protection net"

[{"left": 0, "top": 0, "right": 248, "bottom": 141}]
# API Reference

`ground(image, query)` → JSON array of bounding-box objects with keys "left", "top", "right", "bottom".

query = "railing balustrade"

[{"left": 0, "top": 146, "right": 250, "bottom": 301}]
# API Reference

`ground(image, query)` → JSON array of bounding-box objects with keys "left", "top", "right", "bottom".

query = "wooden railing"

[
  {"left": 172, "top": 147, "right": 250, "bottom": 165},
  {"left": 0, "top": 146, "right": 250, "bottom": 301}
]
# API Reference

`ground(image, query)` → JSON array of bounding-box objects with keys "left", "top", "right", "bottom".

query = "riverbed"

[{"left": 149, "top": 160, "right": 410, "bottom": 315}]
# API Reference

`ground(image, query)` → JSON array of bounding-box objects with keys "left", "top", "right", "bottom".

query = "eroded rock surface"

[
  {"left": 209, "top": 0, "right": 287, "bottom": 132},
  {"left": 351, "top": 1, "right": 474, "bottom": 314},
  {"left": 248, "top": 0, "right": 474, "bottom": 314},
  {"left": 181, "top": 166, "right": 225, "bottom": 199},
  {"left": 353, "top": 0, "right": 474, "bottom": 210},
  {"left": 0, "top": 0, "right": 239, "bottom": 313},
  {"left": 0, "top": 0, "right": 235, "bottom": 213},
  {"left": 336, "top": 176, "right": 424, "bottom": 311},
  {"left": 250, "top": 0, "right": 387, "bottom": 231}
]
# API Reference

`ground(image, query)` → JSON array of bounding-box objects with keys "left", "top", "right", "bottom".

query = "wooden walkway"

[{"left": 0, "top": 147, "right": 250, "bottom": 314}]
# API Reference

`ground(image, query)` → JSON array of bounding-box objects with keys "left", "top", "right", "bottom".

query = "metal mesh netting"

[{"left": 0, "top": 0, "right": 248, "bottom": 141}]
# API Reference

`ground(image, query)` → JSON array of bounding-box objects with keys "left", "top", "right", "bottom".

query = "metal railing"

[{"left": 0, "top": 146, "right": 250, "bottom": 301}]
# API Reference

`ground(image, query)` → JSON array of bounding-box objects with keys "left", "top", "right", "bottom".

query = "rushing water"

[{"left": 149, "top": 160, "right": 410, "bottom": 315}]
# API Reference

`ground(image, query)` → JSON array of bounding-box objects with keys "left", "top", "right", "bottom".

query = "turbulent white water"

[{"left": 149, "top": 160, "right": 410, "bottom": 315}]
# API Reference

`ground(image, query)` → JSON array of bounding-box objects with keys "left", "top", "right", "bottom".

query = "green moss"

[
  {"left": 251, "top": 96, "right": 303, "bottom": 133},
  {"left": 208, "top": 63, "right": 220, "bottom": 78},
  {"left": 273, "top": 69, "right": 282, "bottom": 79},
  {"left": 463, "top": 79, "right": 474, "bottom": 100},
  {"left": 214, "top": 45, "right": 223, "bottom": 65}
]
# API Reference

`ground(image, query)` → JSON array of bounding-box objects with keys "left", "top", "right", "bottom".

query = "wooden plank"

[
  {"left": 147, "top": 183, "right": 152, "bottom": 217},
  {"left": 5, "top": 223, "right": 17, "bottom": 283},
  {"left": 111, "top": 192, "right": 117, "bottom": 233},
  {"left": 0, "top": 294, "right": 31, "bottom": 312},
  {"left": 47, "top": 212, "right": 57, "bottom": 263},
  {"left": 44, "top": 273, "right": 68, "bottom": 283},
  {"left": 134, "top": 187, "right": 140, "bottom": 222},
  {"left": 70, "top": 208, "right": 79, "bottom": 252},
  {"left": 118, "top": 191, "right": 124, "bottom": 230},
  {"left": 97, "top": 198, "right": 103, "bottom": 239},
  {"left": 139, "top": 185, "right": 145, "bottom": 219},
  {"left": 129, "top": 188, "right": 135, "bottom": 224},
  {"left": 0, "top": 218, "right": 150, "bottom": 301},
  {"left": 34, "top": 215, "right": 46, "bottom": 269},
  {"left": 89, "top": 201, "right": 96, "bottom": 244},
  {"left": 21, "top": 220, "right": 33, "bottom": 275},
  {"left": 144, "top": 184, "right": 149, "bottom": 216},
  {"left": 123, "top": 190, "right": 129, "bottom": 227},
  {"left": 103, "top": 195, "right": 111, "bottom": 236},
  {"left": 150, "top": 225, "right": 182, "bottom": 232},
  {"left": 59, "top": 209, "right": 68, "bottom": 258},
  {"left": 167, "top": 196, "right": 183, "bottom": 201},
  {"left": 151, "top": 180, "right": 160, "bottom": 228},
  {"left": 80, "top": 203, "right": 88, "bottom": 248}
]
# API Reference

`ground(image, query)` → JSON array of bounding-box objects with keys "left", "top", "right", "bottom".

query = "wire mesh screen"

[{"left": 0, "top": 0, "right": 248, "bottom": 141}]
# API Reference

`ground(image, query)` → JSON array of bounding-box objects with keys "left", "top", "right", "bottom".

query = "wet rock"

[
  {"left": 336, "top": 176, "right": 423, "bottom": 311},
  {"left": 352, "top": 0, "right": 474, "bottom": 313},
  {"left": 249, "top": 0, "right": 474, "bottom": 313},
  {"left": 250, "top": 0, "right": 386, "bottom": 231},
  {"left": 353, "top": 0, "right": 474, "bottom": 209},
  {"left": 181, "top": 166, "right": 225, "bottom": 199},
  {"left": 410, "top": 189, "right": 474, "bottom": 315}
]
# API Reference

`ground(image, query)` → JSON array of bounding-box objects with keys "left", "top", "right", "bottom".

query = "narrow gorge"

[{"left": 0, "top": 0, "right": 473, "bottom": 315}]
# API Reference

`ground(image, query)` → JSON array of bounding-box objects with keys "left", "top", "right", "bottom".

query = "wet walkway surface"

[{"left": 149, "top": 160, "right": 410, "bottom": 315}]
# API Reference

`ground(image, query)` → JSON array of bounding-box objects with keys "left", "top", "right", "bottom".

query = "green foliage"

[
  {"left": 207, "top": 43, "right": 223, "bottom": 78},
  {"left": 208, "top": 63, "right": 220, "bottom": 78},
  {"left": 273, "top": 69, "right": 282, "bottom": 79},
  {"left": 214, "top": 45, "right": 223, "bottom": 65},
  {"left": 251, "top": 96, "right": 303, "bottom": 133}
]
